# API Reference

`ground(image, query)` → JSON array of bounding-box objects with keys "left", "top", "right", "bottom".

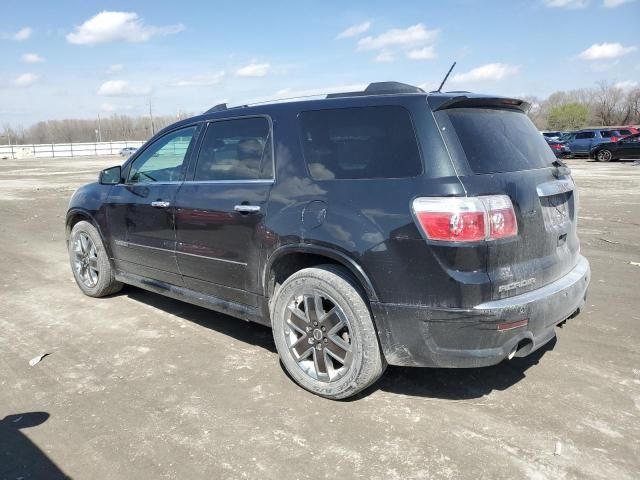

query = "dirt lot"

[{"left": 0, "top": 156, "right": 639, "bottom": 479}]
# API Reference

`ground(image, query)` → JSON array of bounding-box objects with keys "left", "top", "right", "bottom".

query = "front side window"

[
  {"left": 299, "top": 106, "right": 422, "bottom": 180},
  {"left": 128, "top": 126, "right": 197, "bottom": 183},
  {"left": 194, "top": 117, "right": 273, "bottom": 181}
]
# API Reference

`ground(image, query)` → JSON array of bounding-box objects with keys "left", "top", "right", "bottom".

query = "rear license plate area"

[{"left": 540, "top": 193, "right": 571, "bottom": 228}]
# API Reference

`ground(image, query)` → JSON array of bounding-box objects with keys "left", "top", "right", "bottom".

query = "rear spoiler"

[{"left": 429, "top": 95, "right": 530, "bottom": 113}]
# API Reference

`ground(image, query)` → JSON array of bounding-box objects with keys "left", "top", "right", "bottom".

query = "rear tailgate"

[{"left": 433, "top": 104, "right": 580, "bottom": 300}]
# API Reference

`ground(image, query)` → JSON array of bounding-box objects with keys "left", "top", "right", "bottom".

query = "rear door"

[
  {"left": 107, "top": 126, "right": 199, "bottom": 285},
  {"left": 434, "top": 106, "right": 579, "bottom": 300},
  {"left": 616, "top": 134, "right": 640, "bottom": 158},
  {"left": 174, "top": 116, "right": 274, "bottom": 307},
  {"left": 571, "top": 131, "right": 595, "bottom": 153}
]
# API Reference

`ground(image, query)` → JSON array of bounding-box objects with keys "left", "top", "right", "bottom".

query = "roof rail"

[
  {"left": 205, "top": 103, "right": 228, "bottom": 114},
  {"left": 326, "top": 81, "right": 424, "bottom": 98}
]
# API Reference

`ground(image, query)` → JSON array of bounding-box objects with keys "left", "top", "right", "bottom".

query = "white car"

[{"left": 119, "top": 147, "right": 138, "bottom": 157}]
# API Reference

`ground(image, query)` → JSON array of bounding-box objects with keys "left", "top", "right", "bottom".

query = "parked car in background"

[
  {"left": 541, "top": 131, "right": 563, "bottom": 141},
  {"left": 119, "top": 147, "right": 138, "bottom": 157},
  {"left": 545, "top": 137, "right": 571, "bottom": 158},
  {"left": 590, "top": 133, "right": 640, "bottom": 162},
  {"left": 610, "top": 126, "right": 639, "bottom": 136},
  {"left": 565, "top": 129, "right": 622, "bottom": 156}
]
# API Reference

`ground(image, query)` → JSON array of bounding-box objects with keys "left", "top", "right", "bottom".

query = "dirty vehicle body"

[{"left": 66, "top": 82, "right": 591, "bottom": 399}]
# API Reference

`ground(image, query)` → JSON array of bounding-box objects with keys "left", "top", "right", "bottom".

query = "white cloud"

[
  {"left": 614, "top": 80, "right": 639, "bottom": 90},
  {"left": 603, "top": 0, "right": 635, "bottom": 7},
  {"left": 357, "top": 23, "right": 438, "bottom": 50},
  {"left": 14, "top": 27, "right": 32, "bottom": 41},
  {"left": 543, "top": 0, "right": 590, "bottom": 8},
  {"left": 13, "top": 73, "right": 39, "bottom": 87},
  {"left": 97, "top": 80, "right": 151, "bottom": 96},
  {"left": 450, "top": 63, "right": 519, "bottom": 84},
  {"left": 106, "top": 64, "right": 124, "bottom": 74},
  {"left": 174, "top": 72, "right": 225, "bottom": 87},
  {"left": 22, "top": 53, "right": 44, "bottom": 63},
  {"left": 336, "top": 21, "right": 371, "bottom": 39},
  {"left": 578, "top": 42, "right": 637, "bottom": 60},
  {"left": 375, "top": 51, "right": 394, "bottom": 63},
  {"left": 407, "top": 46, "right": 436, "bottom": 60},
  {"left": 235, "top": 63, "right": 271, "bottom": 77},
  {"left": 67, "top": 11, "right": 184, "bottom": 45}
]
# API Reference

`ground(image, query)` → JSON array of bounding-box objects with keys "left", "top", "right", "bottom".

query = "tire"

[
  {"left": 596, "top": 149, "right": 612, "bottom": 162},
  {"left": 69, "top": 220, "right": 122, "bottom": 297},
  {"left": 271, "top": 265, "right": 386, "bottom": 399}
]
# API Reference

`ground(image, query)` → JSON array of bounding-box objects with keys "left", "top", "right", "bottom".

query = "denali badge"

[{"left": 498, "top": 278, "right": 536, "bottom": 293}]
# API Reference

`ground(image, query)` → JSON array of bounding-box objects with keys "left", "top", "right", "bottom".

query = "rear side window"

[
  {"left": 576, "top": 131, "right": 595, "bottom": 139},
  {"left": 600, "top": 130, "right": 620, "bottom": 138},
  {"left": 436, "top": 108, "right": 555, "bottom": 174},
  {"left": 299, "top": 106, "right": 422, "bottom": 180},
  {"left": 194, "top": 117, "right": 273, "bottom": 181}
]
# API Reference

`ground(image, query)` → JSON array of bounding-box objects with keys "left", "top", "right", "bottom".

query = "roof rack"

[
  {"left": 205, "top": 103, "right": 228, "bottom": 114},
  {"left": 326, "top": 81, "right": 424, "bottom": 98},
  {"left": 203, "top": 81, "right": 425, "bottom": 113}
]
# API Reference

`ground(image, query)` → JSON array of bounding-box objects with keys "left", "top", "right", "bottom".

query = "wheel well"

[
  {"left": 66, "top": 212, "right": 91, "bottom": 237},
  {"left": 266, "top": 252, "right": 370, "bottom": 303}
]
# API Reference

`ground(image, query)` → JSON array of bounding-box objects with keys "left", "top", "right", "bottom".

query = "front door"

[
  {"left": 174, "top": 116, "right": 274, "bottom": 307},
  {"left": 107, "top": 125, "right": 199, "bottom": 285}
]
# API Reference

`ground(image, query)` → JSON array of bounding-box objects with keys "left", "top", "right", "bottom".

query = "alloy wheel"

[
  {"left": 283, "top": 291, "right": 353, "bottom": 382},
  {"left": 73, "top": 232, "right": 99, "bottom": 288}
]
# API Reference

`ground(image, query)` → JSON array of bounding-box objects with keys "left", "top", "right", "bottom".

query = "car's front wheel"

[
  {"left": 597, "top": 149, "right": 613, "bottom": 162},
  {"left": 271, "top": 265, "right": 386, "bottom": 399},
  {"left": 69, "top": 220, "right": 122, "bottom": 297}
]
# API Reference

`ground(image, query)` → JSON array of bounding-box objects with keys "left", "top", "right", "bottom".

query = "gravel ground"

[{"left": 0, "top": 156, "right": 639, "bottom": 480}]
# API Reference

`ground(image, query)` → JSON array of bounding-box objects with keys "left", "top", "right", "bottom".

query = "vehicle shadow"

[
  {"left": 120, "top": 285, "right": 556, "bottom": 401},
  {"left": 122, "top": 286, "right": 276, "bottom": 353},
  {"left": 0, "top": 412, "right": 70, "bottom": 479},
  {"left": 371, "top": 338, "right": 557, "bottom": 400}
]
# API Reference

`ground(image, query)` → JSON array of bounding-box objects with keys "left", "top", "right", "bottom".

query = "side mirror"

[{"left": 99, "top": 166, "right": 122, "bottom": 185}]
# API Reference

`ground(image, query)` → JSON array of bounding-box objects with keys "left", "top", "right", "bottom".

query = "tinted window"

[
  {"left": 299, "top": 106, "right": 422, "bottom": 180},
  {"left": 128, "top": 126, "right": 196, "bottom": 183},
  {"left": 600, "top": 130, "right": 621, "bottom": 138},
  {"left": 194, "top": 117, "right": 273, "bottom": 181},
  {"left": 576, "top": 131, "right": 595, "bottom": 139},
  {"left": 436, "top": 108, "right": 554, "bottom": 174},
  {"left": 618, "top": 129, "right": 632, "bottom": 136}
]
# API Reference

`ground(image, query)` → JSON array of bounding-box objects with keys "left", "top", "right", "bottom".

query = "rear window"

[
  {"left": 436, "top": 108, "right": 555, "bottom": 174},
  {"left": 299, "top": 106, "right": 422, "bottom": 180}
]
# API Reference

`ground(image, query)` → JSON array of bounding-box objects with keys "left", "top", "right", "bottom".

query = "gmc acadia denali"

[{"left": 66, "top": 82, "right": 591, "bottom": 399}]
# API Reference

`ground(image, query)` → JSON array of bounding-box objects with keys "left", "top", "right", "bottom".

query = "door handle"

[
  {"left": 234, "top": 204, "right": 261, "bottom": 214},
  {"left": 151, "top": 201, "right": 171, "bottom": 208}
]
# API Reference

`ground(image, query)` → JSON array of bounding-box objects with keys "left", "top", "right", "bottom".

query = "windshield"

[{"left": 435, "top": 107, "right": 555, "bottom": 174}]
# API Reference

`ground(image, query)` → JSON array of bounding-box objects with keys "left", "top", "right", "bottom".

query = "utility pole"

[
  {"left": 97, "top": 114, "right": 102, "bottom": 142},
  {"left": 149, "top": 101, "right": 155, "bottom": 137}
]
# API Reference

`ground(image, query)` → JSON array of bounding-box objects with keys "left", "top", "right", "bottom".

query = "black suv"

[{"left": 66, "top": 82, "right": 590, "bottom": 399}]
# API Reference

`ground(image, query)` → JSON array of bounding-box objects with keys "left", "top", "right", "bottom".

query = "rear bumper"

[{"left": 371, "top": 255, "right": 590, "bottom": 367}]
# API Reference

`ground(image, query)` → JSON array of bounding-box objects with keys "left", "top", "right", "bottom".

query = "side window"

[
  {"left": 128, "top": 127, "right": 196, "bottom": 183},
  {"left": 298, "top": 106, "right": 422, "bottom": 180},
  {"left": 576, "top": 131, "right": 595, "bottom": 139},
  {"left": 194, "top": 117, "right": 273, "bottom": 181}
]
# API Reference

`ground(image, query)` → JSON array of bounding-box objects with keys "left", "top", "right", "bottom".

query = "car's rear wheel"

[
  {"left": 69, "top": 221, "right": 122, "bottom": 297},
  {"left": 597, "top": 149, "right": 612, "bottom": 162},
  {"left": 271, "top": 265, "right": 385, "bottom": 399}
]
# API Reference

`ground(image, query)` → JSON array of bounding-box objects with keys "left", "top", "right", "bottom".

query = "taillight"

[
  {"left": 412, "top": 195, "right": 518, "bottom": 242},
  {"left": 611, "top": 136, "right": 618, "bottom": 142},
  {"left": 551, "top": 143, "right": 562, "bottom": 150}
]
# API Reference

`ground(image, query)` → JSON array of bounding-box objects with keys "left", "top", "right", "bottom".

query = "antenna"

[{"left": 436, "top": 62, "right": 456, "bottom": 93}]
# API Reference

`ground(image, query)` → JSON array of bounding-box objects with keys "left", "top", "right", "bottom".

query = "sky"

[{"left": 1, "top": 0, "right": 639, "bottom": 127}]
